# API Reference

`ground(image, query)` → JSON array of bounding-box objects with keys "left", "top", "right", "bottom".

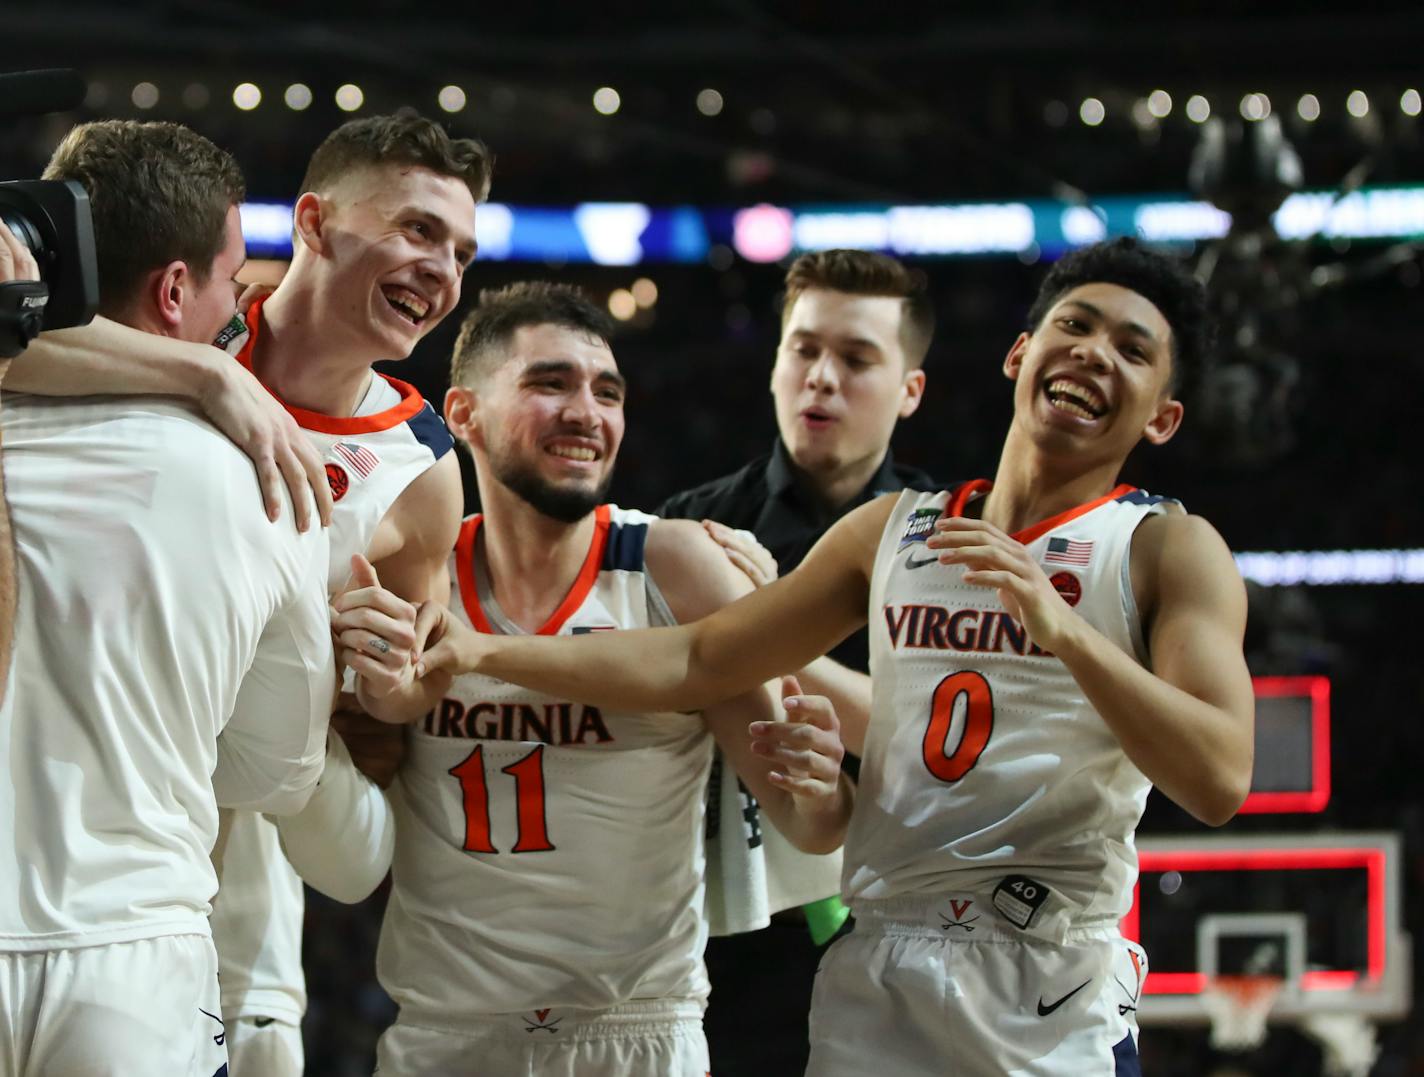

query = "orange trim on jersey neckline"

[
  {"left": 232, "top": 296, "right": 428, "bottom": 435},
  {"left": 456, "top": 505, "right": 612, "bottom": 636},
  {"left": 944, "top": 479, "right": 1137, "bottom": 545}
]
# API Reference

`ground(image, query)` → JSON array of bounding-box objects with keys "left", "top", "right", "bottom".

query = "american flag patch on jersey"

[
  {"left": 333, "top": 441, "right": 380, "bottom": 478},
  {"left": 1044, "top": 537, "right": 1093, "bottom": 565}
]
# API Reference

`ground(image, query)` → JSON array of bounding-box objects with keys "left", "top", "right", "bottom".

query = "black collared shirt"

[{"left": 657, "top": 439, "right": 945, "bottom": 673}]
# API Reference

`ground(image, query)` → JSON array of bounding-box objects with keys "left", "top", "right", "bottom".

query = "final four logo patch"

[{"left": 899, "top": 508, "right": 940, "bottom": 549}]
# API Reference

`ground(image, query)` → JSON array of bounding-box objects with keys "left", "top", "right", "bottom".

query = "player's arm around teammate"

[
  {"left": 925, "top": 506, "right": 1254, "bottom": 825},
  {"left": 10, "top": 314, "right": 332, "bottom": 530}
]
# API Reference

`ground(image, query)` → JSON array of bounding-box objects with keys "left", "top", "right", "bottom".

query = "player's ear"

[
  {"left": 149, "top": 261, "right": 187, "bottom": 333},
  {"left": 444, "top": 385, "right": 482, "bottom": 447},
  {"left": 1142, "top": 396, "right": 1184, "bottom": 446},
  {"left": 898, "top": 365, "right": 926, "bottom": 419},
  {"left": 1003, "top": 332, "right": 1031, "bottom": 382},
  {"left": 292, "top": 192, "right": 327, "bottom": 255}
]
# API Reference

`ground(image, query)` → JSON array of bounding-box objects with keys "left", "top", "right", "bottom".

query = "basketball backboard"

[{"left": 1127, "top": 832, "right": 1410, "bottom": 1024}]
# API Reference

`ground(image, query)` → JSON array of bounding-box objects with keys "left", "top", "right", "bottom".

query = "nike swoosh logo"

[
  {"left": 905, "top": 554, "right": 940, "bottom": 570},
  {"left": 1037, "top": 979, "right": 1091, "bottom": 1016}
]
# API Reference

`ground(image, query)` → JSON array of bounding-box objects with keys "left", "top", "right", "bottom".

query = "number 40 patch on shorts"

[{"left": 992, "top": 874, "right": 1051, "bottom": 930}]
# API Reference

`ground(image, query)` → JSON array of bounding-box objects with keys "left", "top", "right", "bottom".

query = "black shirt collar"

[{"left": 763, "top": 438, "right": 901, "bottom": 509}]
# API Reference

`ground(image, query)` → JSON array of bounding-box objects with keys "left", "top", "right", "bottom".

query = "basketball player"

[
  {"left": 0, "top": 121, "right": 334, "bottom": 1075},
  {"left": 11, "top": 111, "right": 491, "bottom": 1075},
  {"left": 315, "top": 281, "right": 853, "bottom": 1076},
  {"left": 370, "top": 238, "right": 1255, "bottom": 1075}
]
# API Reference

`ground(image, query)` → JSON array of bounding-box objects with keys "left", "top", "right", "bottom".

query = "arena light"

[
  {"left": 631, "top": 277, "right": 658, "bottom": 308},
  {"left": 1131, "top": 99, "right": 1156, "bottom": 130},
  {"left": 1297, "top": 93, "right": 1321, "bottom": 122},
  {"left": 284, "top": 83, "right": 312, "bottom": 111},
  {"left": 573, "top": 203, "right": 650, "bottom": 265},
  {"left": 607, "top": 288, "right": 637, "bottom": 321},
  {"left": 1079, "top": 97, "right": 1105, "bottom": 126},
  {"left": 1234, "top": 548, "right": 1424, "bottom": 586},
  {"left": 1239, "top": 93, "right": 1270, "bottom": 121},
  {"left": 1347, "top": 90, "right": 1370, "bottom": 118},
  {"left": 232, "top": 83, "right": 261, "bottom": 111},
  {"left": 239, "top": 184, "right": 1424, "bottom": 264},
  {"left": 131, "top": 82, "right": 159, "bottom": 110},
  {"left": 593, "top": 87, "right": 621, "bottom": 115},
  {"left": 1147, "top": 89, "right": 1172, "bottom": 118},
  {"left": 335, "top": 84, "right": 364, "bottom": 112},
  {"left": 239, "top": 202, "right": 296, "bottom": 255},
  {"left": 438, "top": 85, "right": 466, "bottom": 113},
  {"left": 696, "top": 89, "right": 724, "bottom": 117},
  {"left": 732, "top": 203, "right": 795, "bottom": 263},
  {"left": 886, "top": 203, "right": 1035, "bottom": 255},
  {"left": 1185, "top": 95, "right": 1211, "bottom": 123},
  {"left": 181, "top": 83, "right": 209, "bottom": 110},
  {"left": 1402, "top": 89, "right": 1422, "bottom": 117}
]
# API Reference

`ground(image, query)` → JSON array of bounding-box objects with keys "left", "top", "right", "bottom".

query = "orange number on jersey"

[
  {"left": 502, "top": 745, "right": 555, "bottom": 853},
  {"left": 449, "top": 745, "right": 556, "bottom": 854},
  {"left": 922, "top": 671, "right": 994, "bottom": 782}
]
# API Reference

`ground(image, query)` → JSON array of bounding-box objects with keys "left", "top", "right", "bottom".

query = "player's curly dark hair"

[
  {"left": 1025, "top": 238, "right": 1213, "bottom": 395},
  {"left": 450, "top": 281, "right": 615, "bottom": 387}
]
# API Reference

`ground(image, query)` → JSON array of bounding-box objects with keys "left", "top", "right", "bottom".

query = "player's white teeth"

[
  {"left": 548, "top": 445, "right": 597, "bottom": 461},
  {"left": 382, "top": 286, "right": 430, "bottom": 324},
  {"left": 1045, "top": 378, "right": 1106, "bottom": 418}
]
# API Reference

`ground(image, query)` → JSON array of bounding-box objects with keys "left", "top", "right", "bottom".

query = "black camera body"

[
  {"left": 0, "top": 181, "right": 100, "bottom": 356},
  {"left": 0, "top": 69, "right": 100, "bottom": 359}
]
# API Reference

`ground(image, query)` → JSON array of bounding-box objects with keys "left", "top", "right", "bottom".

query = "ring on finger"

[{"left": 367, "top": 636, "right": 391, "bottom": 656}]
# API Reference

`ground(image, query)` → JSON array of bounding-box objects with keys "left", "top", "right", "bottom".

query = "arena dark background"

[{"left": 6, "top": 2, "right": 1422, "bottom": 1073}]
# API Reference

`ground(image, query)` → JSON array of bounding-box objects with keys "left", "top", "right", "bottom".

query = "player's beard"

[{"left": 489, "top": 445, "right": 613, "bottom": 524}]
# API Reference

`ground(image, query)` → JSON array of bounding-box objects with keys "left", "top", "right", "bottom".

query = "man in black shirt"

[{"left": 658, "top": 249, "right": 944, "bottom": 1074}]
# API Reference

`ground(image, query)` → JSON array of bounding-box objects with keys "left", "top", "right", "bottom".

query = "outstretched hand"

[
  {"left": 925, "top": 517, "right": 1081, "bottom": 651},
  {"left": 749, "top": 676, "right": 846, "bottom": 804}
]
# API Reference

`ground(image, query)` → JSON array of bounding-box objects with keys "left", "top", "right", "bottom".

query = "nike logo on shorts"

[
  {"left": 1037, "top": 979, "right": 1091, "bottom": 1016},
  {"left": 905, "top": 553, "right": 939, "bottom": 570}
]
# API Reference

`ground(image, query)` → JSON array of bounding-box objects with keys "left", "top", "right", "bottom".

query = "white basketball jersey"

[
  {"left": 209, "top": 297, "right": 455, "bottom": 1022},
  {"left": 845, "top": 481, "right": 1174, "bottom": 930},
  {"left": 377, "top": 506, "right": 715, "bottom": 1026},
  {"left": 0, "top": 393, "right": 330, "bottom": 952}
]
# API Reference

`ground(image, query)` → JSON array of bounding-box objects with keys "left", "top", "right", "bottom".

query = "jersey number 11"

[{"left": 449, "top": 744, "right": 556, "bottom": 853}]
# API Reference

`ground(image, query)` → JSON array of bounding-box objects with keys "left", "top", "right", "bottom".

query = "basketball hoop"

[{"left": 1201, "top": 974, "right": 1282, "bottom": 1050}]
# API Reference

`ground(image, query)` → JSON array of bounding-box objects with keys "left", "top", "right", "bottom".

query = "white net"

[
  {"left": 1300, "top": 1012, "right": 1380, "bottom": 1077},
  {"left": 1200, "top": 975, "right": 1282, "bottom": 1051}
]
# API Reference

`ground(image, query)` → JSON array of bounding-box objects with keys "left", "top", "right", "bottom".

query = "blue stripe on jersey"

[
  {"left": 1112, "top": 1034, "right": 1142, "bottom": 1077},
  {"left": 407, "top": 402, "right": 454, "bottom": 460},
  {"left": 1115, "top": 489, "right": 1172, "bottom": 507},
  {"left": 603, "top": 520, "right": 648, "bottom": 572}
]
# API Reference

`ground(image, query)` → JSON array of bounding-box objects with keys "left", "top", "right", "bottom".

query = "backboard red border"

[{"left": 1240, "top": 675, "right": 1330, "bottom": 814}]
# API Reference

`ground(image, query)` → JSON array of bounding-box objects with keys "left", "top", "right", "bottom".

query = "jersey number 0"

[
  {"left": 922, "top": 671, "right": 994, "bottom": 782},
  {"left": 449, "top": 744, "right": 556, "bottom": 853}
]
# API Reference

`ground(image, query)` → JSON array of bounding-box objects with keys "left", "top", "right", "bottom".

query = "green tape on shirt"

[{"left": 803, "top": 895, "right": 850, "bottom": 946}]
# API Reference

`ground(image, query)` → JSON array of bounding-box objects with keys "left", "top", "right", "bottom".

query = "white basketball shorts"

[
  {"left": 0, "top": 932, "right": 228, "bottom": 1076},
  {"left": 807, "top": 896, "right": 1146, "bottom": 1077},
  {"left": 375, "top": 998, "right": 710, "bottom": 1077}
]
